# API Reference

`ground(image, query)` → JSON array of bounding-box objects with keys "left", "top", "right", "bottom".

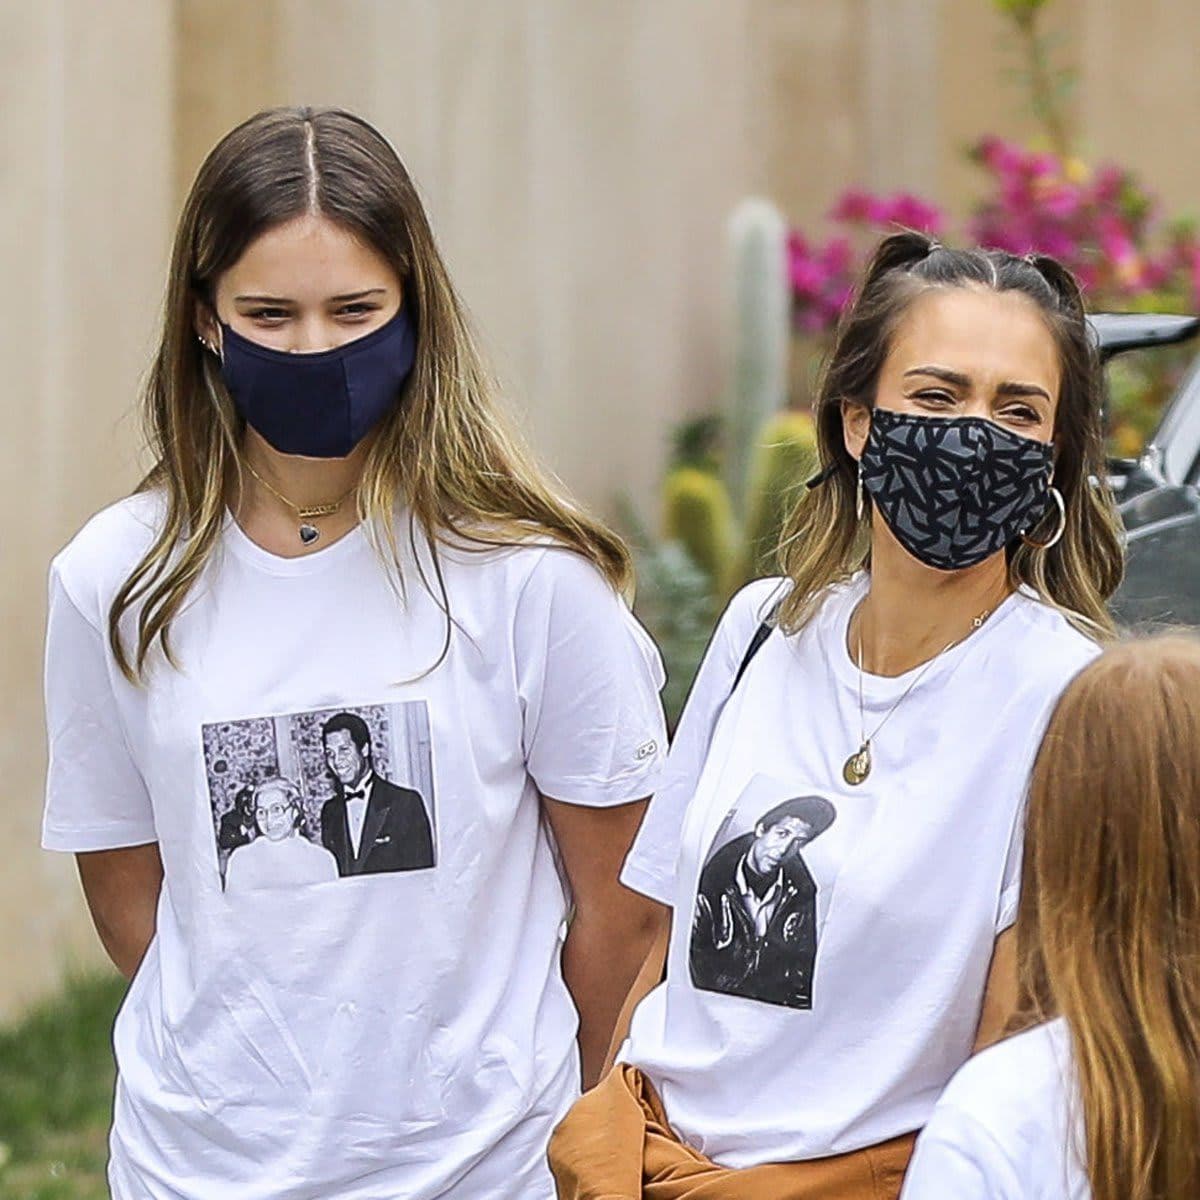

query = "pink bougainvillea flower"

[
  {"left": 1036, "top": 181, "right": 1082, "bottom": 221},
  {"left": 829, "top": 189, "right": 874, "bottom": 223},
  {"left": 820, "top": 235, "right": 854, "bottom": 274},
  {"left": 886, "top": 192, "right": 945, "bottom": 233}
]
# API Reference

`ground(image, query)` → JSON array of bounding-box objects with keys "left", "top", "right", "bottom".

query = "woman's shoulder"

[
  {"left": 52, "top": 490, "right": 167, "bottom": 617},
  {"left": 929, "top": 1020, "right": 1075, "bottom": 1150},
  {"left": 723, "top": 576, "right": 793, "bottom": 640},
  {"left": 911, "top": 1021, "right": 1079, "bottom": 1195},
  {"left": 941, "top": 1020, "right": 1072, "bottom": 1109},
  {"left": 434, "top": 533, "right": 599, "bottom": 593},
  {"left": 1003, "top": 591, "right": 1103, "bottom": 681}
]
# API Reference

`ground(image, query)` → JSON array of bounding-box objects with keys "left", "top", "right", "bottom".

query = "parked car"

[{"left": 1092, "top": 313, "right": 1200, "bottom": 627}]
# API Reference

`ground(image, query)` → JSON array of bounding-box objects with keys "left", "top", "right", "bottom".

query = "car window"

[{"left": 1105, "top": 345, "right": 1199, "bottom": 476}]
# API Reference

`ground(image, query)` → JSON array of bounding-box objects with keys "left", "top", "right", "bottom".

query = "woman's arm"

[
  {"left": 76, "top": 843, "right": 163, "bottom": 979},
  {"left": 600, "top": 909, "right": 670, "bottom": 1077},
  {"left": 542, "top": 796, "right": 669, "bottom": 1090},
  {"left": 972, "top": 928, "right": 1017, "bottom": 1053}
]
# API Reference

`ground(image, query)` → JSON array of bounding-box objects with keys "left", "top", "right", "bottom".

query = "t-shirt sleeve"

[
  {"left": 620, "top": 579, "right": 781, "bottom": 906},
  {"left": 994, "top": 635, "right": 1100, "bottom": 934},
  {"left": 42, "top": 564, "right": 156, "bottom": 852},
  {"left": 515, "top": 548, "right": 667, "bottom": 808},
  {"left": 995, "top": 804, "right": 1024, "bottom": 934},
  {"left": 900, "top": 1108, "right": 1022, "bottom": 1200}
]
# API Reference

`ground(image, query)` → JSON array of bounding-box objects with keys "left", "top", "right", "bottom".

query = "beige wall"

[
  {"left": 3, "top": 0, "right": 1199, "bottom": 1018},
  {"left": 1, "top": 0, "right": 175, "bottom": 1014}
]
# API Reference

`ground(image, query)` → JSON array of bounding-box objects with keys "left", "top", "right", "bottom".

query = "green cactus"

[
  {"left": 743, "top": 410, "right": 820, "bottom": 577},
  {"left": 661, "top": 409, "right": 819, "bottom": 601},
  {"left": 725, "top": 199, "right": 789, "bottom": 517},
  {"left": 663, "top": 466, "right": 737, "bottom": 593}
]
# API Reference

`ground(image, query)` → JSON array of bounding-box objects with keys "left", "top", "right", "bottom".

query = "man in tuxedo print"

[
  {"left": 690, "top": 795, "right": 836, "bottom": 1009},
  {"left": 319, "top": 712, "right": 435, "bottom": 876}
]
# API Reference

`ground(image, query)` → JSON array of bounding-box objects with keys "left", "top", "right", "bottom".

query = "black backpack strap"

[{"left": 729, "top": 601, "right": 781, "bottom": 695}]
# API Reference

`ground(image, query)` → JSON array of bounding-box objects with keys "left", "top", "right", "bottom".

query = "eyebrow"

[
  {"left": 903, "top": 365, "right": 1052, "bottom": 402},
  {"left": 233, "top": 288, "right": 390, "bottom": 304}
]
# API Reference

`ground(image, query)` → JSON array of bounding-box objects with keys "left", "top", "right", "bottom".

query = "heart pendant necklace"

[
  {"left": 242, "top": 461, "right": 358, "bottom": 547},
  {"left": 843, "top": 602, "right": 996, "bottom": 787}
]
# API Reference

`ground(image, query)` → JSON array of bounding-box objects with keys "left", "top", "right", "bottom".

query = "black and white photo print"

[
  {"left": 690, "top": 776, "right": 837, "bottom": 1010},
  {"left": 202, "top": 700, "right": 436, "bottom": 890}
]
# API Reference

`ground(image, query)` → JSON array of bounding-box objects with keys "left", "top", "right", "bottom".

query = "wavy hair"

[
  {"left": 110, "top": 106, "right": 631, "bottom": 681},
  {"left": 1014, "top": 636, "right": 1200, "bottom": 1200},
  {"left": 775, "top": 230, "right": 1124, "bottom": 637}
]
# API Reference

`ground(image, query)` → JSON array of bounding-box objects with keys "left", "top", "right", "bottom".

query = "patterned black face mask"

[{"left": 859, "top": 408, "right": 1054, "bottom": 571}]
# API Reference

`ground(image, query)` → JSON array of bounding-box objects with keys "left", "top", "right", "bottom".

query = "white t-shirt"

[
  {"left": 901, "top": 1020, "right": 1089, "bottom": 1199},
  {"left": 619, "top": 574, "right": 1096, "bottom": 1168},
  {"left": 42, "top": 494, "right": 666, "bottom": 1200}
]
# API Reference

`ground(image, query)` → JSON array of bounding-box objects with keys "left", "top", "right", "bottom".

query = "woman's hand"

[
  {"left": 541, "top": 797, "right": 669, "bottom": 1090},
  {"left": 76, "top": 843, "right": 163, "bottom": 979}
]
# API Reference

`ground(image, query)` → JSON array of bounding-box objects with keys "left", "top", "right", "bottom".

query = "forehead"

[
  {"left": 883, "top": 285, "right": 1061, "bottom": 395},
  {"left": 218, "top": 214, "right": 399, "bottom": 301},
  {"left": 256, "top": 786, "right": 290, "bottom": 806},
  {"left": 764, "top": 816, "right": 806, "bottom": 835},
  {"left": 325, "top": 729, "right": 357, "bottom": 747}
]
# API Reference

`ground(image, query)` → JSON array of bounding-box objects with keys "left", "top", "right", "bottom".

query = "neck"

[
  {"left": 230, "top": 429, "right": 371, "bottom": 557},
  {"left": 239, "top": 429, "right": 371, "bottom": 511},
  {"left": 852, "top": 518, "right": 1013, "bottom": 677}
]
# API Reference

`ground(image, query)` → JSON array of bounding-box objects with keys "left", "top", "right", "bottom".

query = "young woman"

[
  {"left": 41, "top": 106, "right": 667, "bottom": 1199},
  {"left": 549, "top": 232, "right": 1124, "bottom": 1199},
  {"left": 901, "top": 635, "right": 1200, "bottom": 1200}
]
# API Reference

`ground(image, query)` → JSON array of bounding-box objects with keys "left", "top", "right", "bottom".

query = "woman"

[
  {"left": 901, "top": 635, "right": 1200, "bottom": 1200},
  {"left": 549, "top": 232, "right": 1124, "bottom": 1199},
  {"left": 41, "top": 106, "right": 666, "bottom": 1199},
  {"left": 223, "top": 777, "right": 337, "bottom": 893}
]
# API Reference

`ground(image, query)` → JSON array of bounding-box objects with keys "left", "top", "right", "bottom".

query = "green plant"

[
  {"left": 0, "top": 972, "right": 124, "bottom": 1200},
  {"left": 627, "top": 199, "right": 819, "bottom": 723}
]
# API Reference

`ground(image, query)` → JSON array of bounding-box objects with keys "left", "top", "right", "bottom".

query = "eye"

[
  {"left": 915, "top": 389, "right": 956, "bottom": 406},
  {"left": 246, "top": 307, "right": 291, "bottom": 323},
  {"left": 1000, "top": 403, "right": 1043, "bottom": 425},
  {"left": 336, "top": 302, "right": 381, "bottom": 320}
]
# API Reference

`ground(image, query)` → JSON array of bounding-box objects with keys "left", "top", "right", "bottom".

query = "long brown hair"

[
  {"left": 776, "top": 230, "right": 1124, "bottom": 637},
  {"left": 1015, "top": 636, "right": 1200, "bottom": 1200},
  {"left": 111, "top": 106, "right": 632, "bottom": 681}
]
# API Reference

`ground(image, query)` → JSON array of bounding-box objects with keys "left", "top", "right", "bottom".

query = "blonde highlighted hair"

[
  {"left": 1015, "top": 635, "right": 1200, "bottom": 1200},
  {"left": 110, "top": 106, "right": 631, "bottom": 681},
  {"left": 775, "top": 231, "right": 1124, "bottom": 637}
]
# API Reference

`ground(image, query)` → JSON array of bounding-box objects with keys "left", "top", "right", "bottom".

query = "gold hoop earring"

[{"left": 1021, "top": 486, "right": 1066, "bottom": 550}]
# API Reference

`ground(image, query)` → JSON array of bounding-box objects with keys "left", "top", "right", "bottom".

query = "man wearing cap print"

[{"left": 690, "top": 795, "right": 837, "bottom": 1009}]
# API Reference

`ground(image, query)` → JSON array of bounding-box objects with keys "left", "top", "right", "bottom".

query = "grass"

[{"left": 0, "top": 972, "right": 125, "bottom": 1200}]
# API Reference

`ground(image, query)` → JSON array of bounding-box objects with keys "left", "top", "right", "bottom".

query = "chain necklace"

[
  {"left": 242, "top": 461, "right": 359, "bottom": 547},
  {"left": 842, "top": 602, "right": 999, "bottom": 786}
]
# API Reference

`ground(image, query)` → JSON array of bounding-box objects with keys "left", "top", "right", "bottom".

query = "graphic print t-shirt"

[
  {"left": 42, "top": 495, "right": 666, "bottom": 1200},
  {"left": 619, "top": 575, "right": 1097, "bottom": 1168},
  {"left": 901, "top": 1019, "right": 1089, "bottom": 1199}
]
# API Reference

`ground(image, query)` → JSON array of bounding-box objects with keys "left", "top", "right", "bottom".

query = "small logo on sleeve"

[{"left": 635, "top": 739, "right": 659, "bottom": 761}]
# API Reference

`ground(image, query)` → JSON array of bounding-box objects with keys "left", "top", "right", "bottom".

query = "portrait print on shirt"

[
  {"left": 690, "top": 775, "right": 838, "bottom": 1010},
  {"left": 202, "top": 700, "right": 436, "bottom": 890}
]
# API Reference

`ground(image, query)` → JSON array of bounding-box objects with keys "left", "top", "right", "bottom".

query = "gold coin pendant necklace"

[
  {"left": 843, "top": 603, "right": 997, "bottom": 787},
  {"left": 242, "top": 461, "right": 358, "bottom": 547}
]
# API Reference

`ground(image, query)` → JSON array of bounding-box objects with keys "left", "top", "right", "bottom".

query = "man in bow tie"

[{"left": 319, "top": 711, "right": 435, "bottom": 876}]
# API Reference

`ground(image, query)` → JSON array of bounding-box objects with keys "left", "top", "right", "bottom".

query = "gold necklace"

[
  {"left": 842, "top": 602, "right": 998, "bottom": 786},
  {"left": 242, "top": 460, "right": 359, "bottom": 547}
]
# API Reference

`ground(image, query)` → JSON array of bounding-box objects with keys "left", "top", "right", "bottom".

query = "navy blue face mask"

[{"left": 217, "top": 306, "right": 417, "bottom": 458}]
